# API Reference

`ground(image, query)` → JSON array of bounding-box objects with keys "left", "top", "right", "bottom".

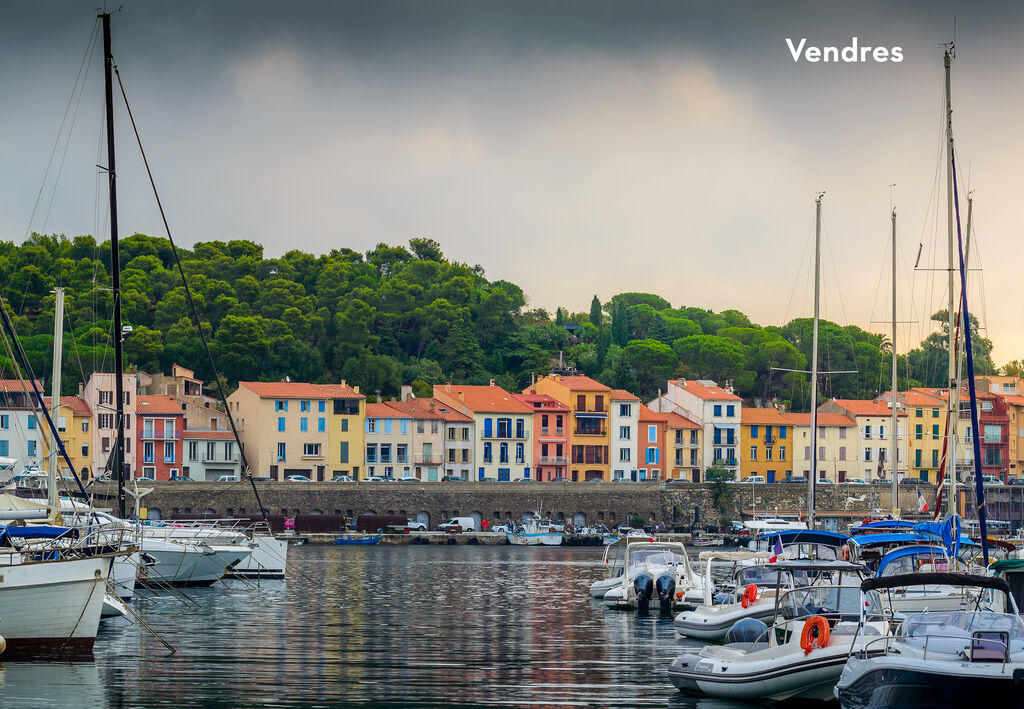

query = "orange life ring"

[
  {"left": 840, "top": 544, "right": 851, "bottom": 561},
  {"left": 740, "top": 583, "right": 758, "bottom": 608},
  {"left": 800, "top": 616, "right": 830, "bottom": 654}
]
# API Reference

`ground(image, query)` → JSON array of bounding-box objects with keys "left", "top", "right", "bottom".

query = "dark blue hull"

[
  {"left": 837, "top": 667, "right": 1024, "bottom": 709},
  {"left": 333, "top": 535, "right": 382, "bottom": 545}
]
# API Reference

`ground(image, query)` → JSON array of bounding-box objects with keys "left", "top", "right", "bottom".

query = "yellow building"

[
  {"left": 322, "top": 382, "right": 366, "bottom": 480},
  {"left": 529, "top": 374, "right": 611, "bottom": 481},
  {"left": 42, "top": 396, "right": 94, "bottom": 480},
  {"left": 739, "top": 408, "right": 793, "bottom": 482},
  {"left": 228, "top": 381, "right": 364, "bottom": 481},
  {"left": 876, "top": 388, "right": 977, "bottom": 483}
]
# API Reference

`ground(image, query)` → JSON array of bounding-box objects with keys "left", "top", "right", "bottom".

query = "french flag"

[
  {"left": 917, "top": 489, "right": 930, "bottom": 513},
  {"left": 769, "top": 536, "right": 783, "bottom": 563}
]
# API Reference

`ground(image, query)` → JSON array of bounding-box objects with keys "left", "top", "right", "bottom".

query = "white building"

[
  {"left": 182, "top": 430, "right": 242, "bottom": 481},
  {"left": 818, "top": 399, "right": 908, "bottom": 482},
  {"left": 609, "top": 389, "right": 640, "bottom": 481},
  {"left": 648, "top": 379, "right": 742, "bottom": 476}
]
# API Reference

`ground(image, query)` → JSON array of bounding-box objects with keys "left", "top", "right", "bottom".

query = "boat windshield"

[
  {"left": 628, "top": 548, "right": 686, "bottom": 567},
  {"left": 879, "top": 552, "right": 948, "bottom": 576},
  {"left": 779, "top": 585, "right": 883, "bottom": 622},
  {"left": 738, "top": 565, "right": 804, "bottom": 588},
  {"left": 900, "top": 611, "right": 1024, "bottom": 652}
]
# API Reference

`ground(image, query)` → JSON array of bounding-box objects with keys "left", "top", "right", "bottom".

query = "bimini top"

[
  {"left": 851, "top": 519, "right": 916, "bottom": 534},
  {"left": 992, "top": 559, "right": 1024, "bottom": 574},
  {"left": 876, "top": 545, "right": 947, "bottom": 576},
  {"left": 771, "top": 559, "right": 867, "bottom": 573},
  {"left": 0, "top": 524, "right": 78, "bottom": 546},
  {"left": 849, "top": 532, "right": 977, "bottom": 548},
  {"left": 764, "top": 530, "right": 849, "bottom": 547},
  {"left": 863, "top": 572, "right": 1010, "bottom": 594}
]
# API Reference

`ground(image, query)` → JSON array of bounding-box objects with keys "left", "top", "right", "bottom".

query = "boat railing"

[{"left": 860, "top": 632, "right": 1011, "bottom": 671}]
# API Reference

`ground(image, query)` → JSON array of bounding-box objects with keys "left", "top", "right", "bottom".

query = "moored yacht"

[{"left": 603, "top": 541, "right": 709, "bottom": 612}]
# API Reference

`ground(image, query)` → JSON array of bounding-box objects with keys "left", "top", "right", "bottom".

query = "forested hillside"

[{"left": 0, "top": 233, "right": 997, "bottom": 410}]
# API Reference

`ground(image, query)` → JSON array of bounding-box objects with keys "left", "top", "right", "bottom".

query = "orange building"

[
  {"left": 529, "top": 374, "right": 611, "bottom": 481},
  {"left": 512, "top": 392, "right": 570, "bottom": 482},
  {"left": 637, "top": 404, "right": 669, "bottom": 480}
]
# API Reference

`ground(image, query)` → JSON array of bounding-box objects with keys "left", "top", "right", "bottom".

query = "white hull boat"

[
  {"left": 0, "top": 554, "right": 115, "bottom": 657},
  {"left": 507, "top": 531, "right": 563, "bottom": 546},
  {"left": 603, "top": 541, "right": 710, "bottom": 611},
  {"left": 235, "top": 535, "right": 288, "bottom": 577}
]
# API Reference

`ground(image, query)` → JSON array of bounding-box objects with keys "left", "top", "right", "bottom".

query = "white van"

[
  {"left": 438, "top": 517, "right": 475, "bottom": 532},
  {"left": 215, "top": 475, "right": 239, "bottom": 482}
]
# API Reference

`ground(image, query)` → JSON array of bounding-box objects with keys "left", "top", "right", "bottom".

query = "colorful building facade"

[
  {"left": 529, "top": 375, "right": 611, "bottom": 481},
  {"left": 739, "top": 407, "right": 793, "bottom": 482}
]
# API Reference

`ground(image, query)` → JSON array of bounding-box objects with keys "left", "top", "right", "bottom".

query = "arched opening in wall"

[
  {"left": 387, "top": 510, "right": 395, "bottom": 516},
  {"left": 557, "top": 511, "right": 565, "bottom": 520},
  {"left": 598, "top": 511, "right": 605, "bottom": 521},
  {"left": 364, "top": 510, "right": 377, "bottom": 516},
  {"left": 238, "top": 508, "right": 246, "bottom": 515},
  {"left": 147, "top": 508, "right": 161, "bottom": 520},
  {"left": 440, "top": 510, "right": 448, "bottom": 520},
  {"left": 226, "top": 508, "right": 234, "bottom": 517},
  {"left": 608, "top": 512, "right": 616, "bottom": 522},
  {"left": 280, "top": 509, "right": 288, "bottom": 516},
  {"left": 416, "top": 511, "right": 430, "bottom": 529},
  {"left": 334, "top": 509, "right": 342, "bottom": 516},
  {"left": 346, "top": 509, "right": 354, "bottom": 517},
  {"left": 452, "top": 510, "right": 459, "bottom": 517},
  {"left": 649, "top": 512, "right": 657, "bottom": 521},
  {"left": 310, "top": 510, "right": 324, "bottom": 515},
  {"left": 183, "top": 508, "right": 192, "bottom": 514},
  {"left": 172, "top": 508, "right": 179, "bottom": 517},
  {"left": 493, "top": 511, "right": 500, "bottom": 520},
  {"left": 506, "top": 511, "right": 512, "bottom": 520},
  {"left": 202, "top": 508, "right": 216, "bottom": 516},
  {"left": 470, "top": 511, "right": 483, "bottom": 530},
  {"left": 573, "top": 512, "right": 587, "bottom": 528},
  {"left": 399, "top": 509, "right": 407, "bottom": 516}
]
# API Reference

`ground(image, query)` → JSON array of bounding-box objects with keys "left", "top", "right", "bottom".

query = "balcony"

[
  {"left": 414, "top": 454, "right": 443, "bottom": 465},
  {"left": 204, "top": 455, "right": 241, "bottom": 464},
  {"left": 142, "top": 430, "right": 181, "bottom": 440},
  {"left": 483, "top": 431, "right": 530, "bottom": 440},
  {"left": 539, "top": 456, "right": 568, "bottom": 464}
]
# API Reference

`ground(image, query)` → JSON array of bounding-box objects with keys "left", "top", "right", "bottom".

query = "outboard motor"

[
  {"left": 724, "top": 617, "right": 769, "bottom": 646},
  {"left": 656, "top": 573, "right": 676, "bottom": 614},
  {"left": 634, "top": 572, "right": 654, "bottom": 613}
]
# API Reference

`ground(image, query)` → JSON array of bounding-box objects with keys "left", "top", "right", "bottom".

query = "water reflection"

[{"left": 0, "top": 545, "right": 768, "bottom": 707}]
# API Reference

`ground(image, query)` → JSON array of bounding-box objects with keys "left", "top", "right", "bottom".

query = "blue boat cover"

[
  {"left": 850, "top": 520, "right": 916, "bottom": 534},
  {"left": 875, "top": 545, "right": 948, "bottom": 576},
  {"left": 764, "top": 530, "right": 849, "bottom": 547},
  {"left": 0, "top": 525, "right": 75, "bottom": 539}
]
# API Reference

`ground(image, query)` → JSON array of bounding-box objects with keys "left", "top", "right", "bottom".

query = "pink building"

[
  {"left": 512, "top": 392, "right": 570, "bottom": 481},
  {"left": 135, "top": 395, "right": 185, "bottom": 481}
]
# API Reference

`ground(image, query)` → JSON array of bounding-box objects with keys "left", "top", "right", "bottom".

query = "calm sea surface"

[{"left": 0, "top": 545, "right": 782, "bottom": 708}]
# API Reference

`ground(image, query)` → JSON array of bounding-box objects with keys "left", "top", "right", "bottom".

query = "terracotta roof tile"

[
  {"left": 608, "top": 389, "right": 641, "bottom": 401},
  {"left": 0, "top": 379, "right": 44, "bottom": 393},
  {"left": 511, "top": 393, "right": 571, "bottom": 411},
  {"left": 638, "top": 404, "right": 670, "bottom": 422},
  {"left": 43, "top": 396, "right": 93, "bottom": 417},
  {"left": 877, "top": 390, "right": 945, "bottom": 407},
  {"left": 237, "top": 381, "right": 364, "bottom": 399},
  {"left": 999, "top": 395, "right": 1024, "bottom": 407},
  {"left": 182, "top": 429, "right": 237, "bottom": 440},
  {"left": 136, "top": 395, "right": 185, "bottom": 416},
  {"left": 536, "top": 375, "right": 611, "bottom": 392},
  {"left": 385, "top": 398, "right": 472, "bottom": 422},
  {"left": 785, "top": 413, "right": 857, "bottom": 427},
  {"left": 828, "top": 399, "right": 905, "bottom": 417},
  {"left": 433, "top": 384, "right": 535, "bottom": 414},
  {"left": 664, "top": 411, "right": 700, "bottom": 428},
  {"left": 365, "top": 403, "right": 412, "bottom": 419},
  {"left": 741, "top": 407, "right": 790, "bottom": 425},
  {"left": 672, "top": 379, "right": 742, "bottom": 401}
]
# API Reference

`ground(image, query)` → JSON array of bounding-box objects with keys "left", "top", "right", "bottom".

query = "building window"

[
  {"left": 318, "top": 400, "right": 326, "bottom": 413},
  {"left": 648, "top": 425, "right": 656, "bottom": 442},
  {"left": 619, "top": 448, "right": 630, "bottom": 462},
  {"left": 341, "top": 419, "right": 348, "bottom": 432},
  {"left": 417, "top": 420, "right": 425, "bottom": 434},
  {"left": 318, "top": 417, "right": 326, "bottom": 432},
  {"left": 713, "top": 405, "right": 722, "bottom": 417},
  {"left": 916, "top": 408, "right": 923, "bottom": 417},
  {"left": 483, "top": 442, "right": 492, "bottom": 464},
  {"left": 365, "top": 444, "right": 376, "bottom": 463},
  {"left": 27, "top": 440, "right": 37, "bottom": 456},
  {"left": 839, "top": 428, "right": 847, "bottom": 439},
  {"left": 515, "top": 442, "right": 524, "bottom": 464},
  {"left": 339, "top": 441, "right": 349, "bottom": 464},
  {"left": 303, "top": 443, "right": 321, "bottom": 457},
  {"left": 916, "top": 424, "right": 923, "bottom": 440},
  {"left": 577, "top": 395, "right": 586, "bottom": 410},
  {"left": 163, "top": 441, "right": 175, "bottom": 463},
  {"left": 818, "top": 446, "right": 826, "bottom": 460},
  {"left": 765, "top": 447, "right": 773, "bottom": 461},
  {"left": 99, "top": 391, "right": 113, "bottom": 405},
  {"left": 750, "top": 446, "right": 757, "bottom": 461},
  {"left": 646, "top": 447, "right": 659, "bottom": 464},
  {"left": 780, "top": 446, "right": 786, "bottom": 461},
  {"left": 863, "top": 425, "right": 872, "bottom": 439},
  {"left": 188, "top": 442, "right": 198, "bottom": 461},
  {"left": 300, "top": 417, "right": 308, "bottom": 432},
  {"left": 932, "top": 425, "right": 939, "bottom": 440},
  {"left": 27, "top": 415, "right": 36, "bottom": 431},
  {"left": 864, "top": 448, "right": 872, "bottom": 462},
  {"left": 0, "top": 415, "right": 9, "bottom": 430},
  {"left": 932, "top": 408, "right": 939, "bottom": 418},
  {"left": 277, "top": 442, "right": 286, "bottom": 462},
  {"left": 396, "top": 444, "right": 407, "bottom": 464},
  {"left": 367, "top": 418, "right": 377, "bottom": 433},
  {"left": 275, "top": 400, "right": 287, "bottom": 412},
  {"left": 278, "top": 417, "right": 285, "bottom": 432},
  {"left": 726, "top": 405, "right": 735, "bottom": 417},
  {"left": 225, "top": 442, "right": 233, "bottom": 460},
  {"left": 619, "top": 403, "right": 631, "bottom": 417},
  {"left": 751, "top": 425, "right": 759, "bottom": 438},
  {"left": 81, "top": 443, "right": 88, "bottom": 457},
  {"left": 499, "top": 442, "right": 509, "bottom": 464},
  {"left": 379, "top": 444, "right": 391, "bottom": 463},
  {"left": 431, "top": 420, "right": 439, "bottom": 434},
  {"left": 82, "top": 420, "right": 89, "bottom": 432}
]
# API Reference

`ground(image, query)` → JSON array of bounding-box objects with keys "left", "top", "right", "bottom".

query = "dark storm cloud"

[{"left": 2, "top": 1, "right": 1023, "bottom": 357}]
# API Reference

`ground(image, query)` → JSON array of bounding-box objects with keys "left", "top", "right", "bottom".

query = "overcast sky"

[{"left": 2, "top": 1, "right": 1023, "bottom": 363}]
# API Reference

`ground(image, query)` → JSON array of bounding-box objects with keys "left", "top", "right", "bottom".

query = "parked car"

[
  {"left": 332, "top": 474, "right": 355, "bottom": 482},
  {"left": 844, "top": 478, "right": 868, "bottom": 485},
  {"left": 552, "top": 477, "right": 572, "bottom": 483},
  {"left": 407, "top": 518, "right": 427, "bottom": 531},
  {"left": 135, "top": 476, "right": 155, "bottom": 482},
  {"left": 398, "top": 475, "right": 420, "bottom": 482},
  {"left": 438, "top": 517, "right": 476, "bottom": 532},
  {"left": 739, "top": 475, "right": 766, "bottom": 484},
  {"left": 169, "top": 475, "right": 194, "bottom": 482},
  {"left": 215, "top": 475, "right": 238, "bottom": 482},
  {"left": 900, "top": 476, "right": 926, "bottom": 485},
  {"left": 779, "top": 476, "right": 807, "bottom": 483},
  {"left": 871, "top": 478, "right": 891, "bottom": 485},
  {"left": 284, "top": 518, "right": 295, "bottom": 530},
  {"left": 514, "top": 477, "right": 539, "bottom": 483},
  {"left": 817, "top": 478, "right": 835, "bottom": 485},
  {"left": 364, "top": 476, "right": 387, "bottom": 482},
  {"left": 440, "top": 475, "right": 463, "bottom": 482},
  {"left": 286, "top": 475, "right": 313, "bottom": 482},
  {"left": 583, "top": 477, "right": 604, "bottom": 483},
  {"left": 982, "top": 474, "right": 1005, "bottom": 486},
  {"left": 1008, "top": 477, "right": 1024, "bottom": 486}
]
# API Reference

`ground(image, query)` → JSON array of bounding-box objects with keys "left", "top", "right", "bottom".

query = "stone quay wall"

[{"left": 123, "top": 480, "right": 938, "bottom": 529}]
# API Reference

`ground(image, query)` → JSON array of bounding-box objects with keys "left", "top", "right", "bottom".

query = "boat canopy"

[
  {"left": 849, "top": 532, "right": 977, "bottom": 549},
  {"left": 770, "top": 559, "right": 866, "bottom": 573},
  {"left": 876, "top": 546, "right": 948, "bottom": 577},
  {"left": 992, "top": 559, "right": 1024, "bottom": 573},
  {"left": 697, "top": 550, "right": 771, "bottom": 562},
  {"left": 862, "top": 571, "right": 1009, "bottom": 594},
  {"left": 850, "top": 519, "right": 916, "bottom": 534},
  {"left": 764, "top": 530, "right": 849, "bottom": 547},
  {"left": 0, "top": 524, "right": 77, "bottom": 544}
]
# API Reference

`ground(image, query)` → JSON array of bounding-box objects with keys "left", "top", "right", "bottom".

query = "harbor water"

[{"left": 0, "top": 544, "right": 771, "bottom": 708}]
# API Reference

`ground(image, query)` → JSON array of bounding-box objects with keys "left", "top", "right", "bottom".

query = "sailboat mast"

[
  {"left": 48, "top": 287, "right": 65, "bottom": 508},
  {"left": 101, "top": 12, "right": 127, "bottom": 519},
  {"left": 943, "top": 47, "right": 957, "bottom": 517},
  {"left": 890, "top": 210, "right": 899, "bottom": 514},
  {"left": 808, "top": 193, "right": 823, "bottom": 530}
]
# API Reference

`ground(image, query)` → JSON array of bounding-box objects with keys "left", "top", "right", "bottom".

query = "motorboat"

[
  {"left": 603, "top": 541, "right": 710, "bottom": 612},
  {"left": 602, "top": 526, "right": 651, "bottom": 546},
  {"left": 835, "top": 572, "right": 1024, "bottom": 708},
  {"left": 692, "top": 534, "right": 724, "bottom": 547},
  {"left": 743, "top": 517, "right": 807, "bottom": 540},
  {"left": 590, "top": 535, "right": 655, "bottom": 599},
  {"left": 674, "top": 551, "right": 786, "bottom": 641},
  {"left": 752, "top": 529, "right": 850, "bottom": 560},
  {"left": 669, "top": 560, "right": 884, "bottom": 701},
  {"left": 334, "top": 534, "right": 382, "bottom": 545},
  {"left": 869, "top": 545, "right": 976, "bottom": 613}
]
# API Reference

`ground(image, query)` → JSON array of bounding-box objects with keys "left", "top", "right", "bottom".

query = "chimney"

[
  {"left": 401, "top": 384, "right": 413, "bottom": 402},
  {"left": 429, "top": 399, "right": 435, "bottom": 411},
  {"left": 354, "top": 385, "right": 360, "bottom": 393},
  {"left": 341, "top": 379, "right": 346, "bottom": 387},
  {"left": 445, "top": 382, "right": 452, "bottom": 393},
  {"left": 458, "top": 390, "right": 465, "bottom": 402},
  {"left": 489, "top": 379, "right": 495, "bottom": 387}
]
